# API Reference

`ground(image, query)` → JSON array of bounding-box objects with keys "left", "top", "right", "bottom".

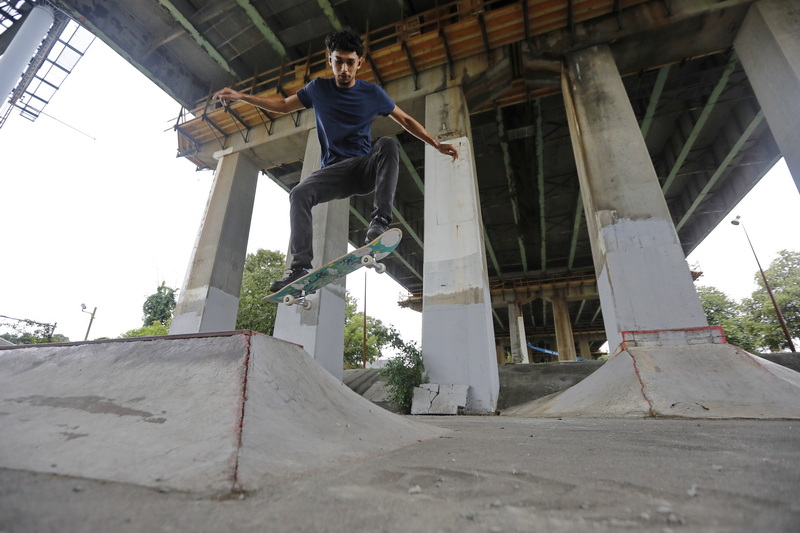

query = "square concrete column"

[
  {"left": 421, "top": 86, "right": 499, "bottom": 414},
  {"left": 171, "top": 151, "right": 260, "bottom": 334},
  {"left": 735, "top": 0, "right": 800, "bottom": 194},
  {"left": 562, "top": 45, "right": 708, "bottom": 351},
  {"left": 507, "top": 302, "right": 529, "bottom": 364},
  {"left": 549, "top": 290, "right": 577, "bottom": 362},
  {"left": 578, "top": 338, "right": 591, "bottom": 360},
  {"left": 273, "top": 129, "right": 348, "bottom": 380}
]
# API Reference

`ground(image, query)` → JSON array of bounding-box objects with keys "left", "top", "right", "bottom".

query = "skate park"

[{"left": 2, "top": 0, "right": 800, "bottom": 531}]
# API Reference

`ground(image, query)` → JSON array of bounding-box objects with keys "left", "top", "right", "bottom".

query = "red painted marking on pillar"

[{"left": 621, "top": 326, "right": 727, "bottom": 339}]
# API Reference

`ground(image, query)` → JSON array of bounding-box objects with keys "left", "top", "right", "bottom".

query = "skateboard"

[{"left": 265, "top": 228, "right": 403, "bottom": 310}]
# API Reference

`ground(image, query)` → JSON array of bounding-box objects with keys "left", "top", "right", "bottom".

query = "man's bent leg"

[
  {"left": 362, "top": 137, "right": 400, "bottom": 242},
  {"left": 369, "top": 137, "right": 400, "bottom": 222},
  {"left": 288, "top": 161, "right": 364, "bottom": 269}
]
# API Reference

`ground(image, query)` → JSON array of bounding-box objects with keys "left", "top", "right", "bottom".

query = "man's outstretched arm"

[
  {"left": 389, "top": 106, "right": 459, "bottom": 161},
  {"left": 213, "top": 87, "right": 305, "bottom": 114}
]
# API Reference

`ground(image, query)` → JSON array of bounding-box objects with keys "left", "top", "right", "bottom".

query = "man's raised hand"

[
  {"left": 436, "top": 142, "right": 459, "bottom": 161},
  {"left": 213, "top": 87, "right": 242, "bottom": 107}
]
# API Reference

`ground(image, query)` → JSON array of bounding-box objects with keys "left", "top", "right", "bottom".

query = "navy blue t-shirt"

[{"left": 296, "top": 78, "right": 395, "bottom": 167}]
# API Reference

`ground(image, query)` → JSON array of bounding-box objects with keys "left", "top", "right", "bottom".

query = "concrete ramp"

[
  {"left": 0, "top": 332, "right": 445, "bottom": 494},
  {"left": 504, "top": 328, "right": 800, "bottom": 419}
]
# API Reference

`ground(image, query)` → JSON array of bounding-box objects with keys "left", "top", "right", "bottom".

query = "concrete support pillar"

[
  {"left": 550, "top": 290, "right": 577, "bottom": 362},
  {"left": 0, "top": 4, "right": 53, "bottom": 107},
  {"left": 734, "top": 0, "right": 800, "bottom": 194},
  {"left": 171, "top": 152, "right": 260, "bottom": 334},
  {"left": 495, "top": 344, "right": 507, "bottom": 365},
  {"left": 507, "top": 302, "right": 529, "bottom": 364},
  {"left": 421, "top": 86, "right": 499, "bottom": 413},
  {"left": 578, "top": 338, "right": 591, "bottom": 360},
  {"left": 273, "top": 129, "right": 348, "bottom": 380},
  {"left": 562, "top": 45, "right": 707, "bottom": 351}
]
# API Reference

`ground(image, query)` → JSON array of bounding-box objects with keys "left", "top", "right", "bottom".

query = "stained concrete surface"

[
  {"left": 0, "top": 333, "right": 444, "bottom": 493},
  {"left": 2, "top": 416, "right": 799, "bottom": 532}
]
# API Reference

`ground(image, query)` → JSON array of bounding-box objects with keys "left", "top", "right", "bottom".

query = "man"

[{"left": 214, "top": 28, "right": 458, "bottom": 292}]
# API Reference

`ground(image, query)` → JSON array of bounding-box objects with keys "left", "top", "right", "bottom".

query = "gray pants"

[{"left": 288, "top": 136, "right": 400, "bottom": 269}]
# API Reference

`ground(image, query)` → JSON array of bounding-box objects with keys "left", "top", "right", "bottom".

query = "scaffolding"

[{"left": 0, "top": 1, "right": 94, "bottom": 129}]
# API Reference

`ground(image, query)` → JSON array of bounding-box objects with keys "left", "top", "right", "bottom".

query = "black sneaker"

[
  {"left": 365, "top": 215, "right": 390, "bottom": 244},
  {"left": 269, "top": 267, "right": 310, "bottom": 293}
]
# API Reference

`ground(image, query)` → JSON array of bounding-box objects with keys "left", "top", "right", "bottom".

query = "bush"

[{"left": 380, "top": 341, "right": 427, "bottom": 413}]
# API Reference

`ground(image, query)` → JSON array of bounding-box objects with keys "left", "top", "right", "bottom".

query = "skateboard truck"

[
  {"left": 360, "top": 254, "right": 387, "bottom": 273},
  {"left": 282, "top": 292, "right": 314, "bottom": 310}
]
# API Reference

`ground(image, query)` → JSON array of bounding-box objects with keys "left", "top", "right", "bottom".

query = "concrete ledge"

[
  {"left": 0, "top": 332, "right": 446, "bottom": 494},
  {"left": 504, "top": 341, "right": 800, "bottom": 419},
  {"left": 496, "top": 361, "right": 605, "bottom": 410}
]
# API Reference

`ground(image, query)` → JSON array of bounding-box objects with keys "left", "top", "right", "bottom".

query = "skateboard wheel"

[
  {"left": 361, "top": 255, "right": 376, "bottom": 268},
  {"left": 283, "top": 295, "right": 296, "bottom": 306},
  {"left": 374, "top": 262, "right": 387, "bottom": 274},
  {"left": 302, "top": 299, "right": 313, "bottom": 311}
]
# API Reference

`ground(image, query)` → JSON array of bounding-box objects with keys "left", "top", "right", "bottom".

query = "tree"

[
  {"left": 696, "top": 285, "right": 758, "bottom": 352},
  {"left": 342, "top": 292, "right": 413, "bottom": 369},
  {"left": 741, "top": 249, "right": 800, "bottom": 352},
  {"left": 0, "top": 315, "right": 65, "bottom": 344},
  {"left": 1, "top": 331, "right": 69, "bottom": 344},
  {"left": 236, "top": 249, "right": 286, "bottom": 335},
  {"left": 121, "top": 320, "right": 170, "bottom": 338},
  {"left": 142, "top": 282, "right": 177, "bottom": 326}
]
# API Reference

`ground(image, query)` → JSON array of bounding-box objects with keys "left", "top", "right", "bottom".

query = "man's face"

[{"left": 329, "top": 50, "right": 362, "bottom": 88}]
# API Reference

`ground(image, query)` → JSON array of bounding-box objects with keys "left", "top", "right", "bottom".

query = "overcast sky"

[{"left": 1, "top": 38, "right": 798, "bottom": 345}]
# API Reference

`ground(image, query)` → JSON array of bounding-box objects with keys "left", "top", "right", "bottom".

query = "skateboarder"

[{"left": 213, "top": 27, "right": 458, "bottom": 292}]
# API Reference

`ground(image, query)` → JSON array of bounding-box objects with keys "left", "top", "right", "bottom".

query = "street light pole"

[
  {"left": 81, "top": 304, "right": 97, "bottom": 342},
  {"left": 731, "top": 216, "right": 796, "bottom": 352}
]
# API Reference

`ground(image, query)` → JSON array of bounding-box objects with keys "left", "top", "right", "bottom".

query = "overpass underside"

[
  {"left": 166, "top": 0, "right": 786, "bottom": 357},
  {"left": 50, "top": 0, "right": 799, "bottom": 412}
]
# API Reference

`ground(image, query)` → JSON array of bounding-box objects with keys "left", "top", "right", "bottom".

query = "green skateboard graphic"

[{"left": 265, "top": 228, "right": 402, "bottom": 310}]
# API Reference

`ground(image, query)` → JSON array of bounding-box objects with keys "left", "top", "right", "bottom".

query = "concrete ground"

[{"left": 2, "top": 415, "right": 799, "bottom": 533}]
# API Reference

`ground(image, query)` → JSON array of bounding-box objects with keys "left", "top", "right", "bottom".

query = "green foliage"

[
  {"left": 121, "top": 320, "right": 170, "bottom": 338},
  {"left": 741, "top": 250, "right": 800, "bottom": 351},
  {"left": 236, "top": 249, "right": 286, "bottom": 335},
  {"left": 0, "top": 316, "right": 63, "bottom": 344},
  {"left": 142, "top": 282, "right": 177, "bottom": 327},
  {"left": 696, "top": 285, "right": 759, "bottom": 351},
  {"left": 697, "top": 250, "right": 800, "bottom": 352},
  {"left": 380, "top": 339, "right": 427, "bottom": 414},
  {"left": 1, "top": 331, "right": 69, "bottom": 345},
  {"left": 343, "top": 293, "right": 400, "bottom": 368}
]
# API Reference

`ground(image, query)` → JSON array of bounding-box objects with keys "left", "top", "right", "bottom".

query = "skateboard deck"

[{"left": 265, "top": 228, "right": 402, "bottom": 309}]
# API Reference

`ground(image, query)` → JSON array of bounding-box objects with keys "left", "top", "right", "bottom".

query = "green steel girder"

[
  {"left": 535, "top": 98, "right": 546, "bottom": 272},
  {"left": 495, "top": 105, "right": 522, "bottom": 276},
  {"left": 316, "top": 0, "right": 343, "bottom": 31},
  {"left": 661, "top": 54, "right": 738, "bottom": 195},
  {"left": 391, "top": 203, "right": 423, "bottom": 249},
  {"left": 484, "top": 227, "right": 503, "bottom": 281},
  {"left": 234, "top": 0, "right": 288, "bottom": 59},
  {"left": 567, "top": 194, "right": 583, "bottom": 270},
  {"left": 640, "top": 64, "right": 671, "bottom": 139},
  {"left": 396, "top": 136, "right": 425, "bottom": 194},
  {"left": 157, "top": 0, "right": 238, "bottom": 78},
  {"left": 675, "top": 109, "right": 764, "bottom": 231}
]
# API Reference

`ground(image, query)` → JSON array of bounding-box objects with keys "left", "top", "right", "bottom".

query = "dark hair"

[{"left": 324, "top": 28, "right": 364, "bottom": 57}]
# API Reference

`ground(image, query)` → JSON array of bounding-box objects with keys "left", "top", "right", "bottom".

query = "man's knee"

[
  {"left": 289, "top": 181, "right": 312, "bottom": 206},
  {"left": 374, "top": 136, "right": 399, "bottom": 156}
]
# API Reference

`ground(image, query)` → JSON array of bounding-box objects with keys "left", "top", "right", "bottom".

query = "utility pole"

[
  {"left": 81, "top": 304, "right": 97, "bottom": 341},
  {"left": 731, "top": 216, "right": 796, "bottom": 353}
]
